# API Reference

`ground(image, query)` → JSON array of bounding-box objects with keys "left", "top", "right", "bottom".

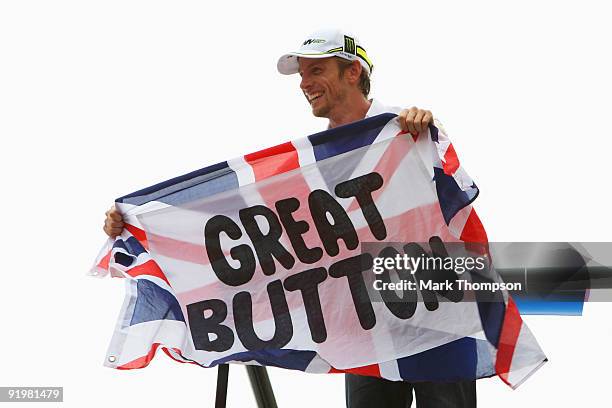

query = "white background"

[{"left": 1, "top": 1, "right": 611, "bottom": 407}]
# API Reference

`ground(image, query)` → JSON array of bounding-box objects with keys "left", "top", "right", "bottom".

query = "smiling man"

[
  {"left": 276, "top": 29, "right": 477, "bottom": 408},
  {"left": 277, "top": 29, "right": 433, "bottom": 133}
]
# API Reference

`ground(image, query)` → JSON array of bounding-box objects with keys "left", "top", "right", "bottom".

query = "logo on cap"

[
  {"left": 302, "top": 38, "right": 326, "bottom": 46},
  {"left": 343, "top": 35, "right": 356, "bottom": 55}
]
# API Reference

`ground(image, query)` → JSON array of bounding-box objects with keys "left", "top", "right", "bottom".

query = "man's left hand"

[{"left": 398, "top": 107, "right": 433, "bottom": 136}]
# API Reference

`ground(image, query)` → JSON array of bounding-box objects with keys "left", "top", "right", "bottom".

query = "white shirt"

[{"left": 365, "top": 98, "right": 403, "bottom": 118}]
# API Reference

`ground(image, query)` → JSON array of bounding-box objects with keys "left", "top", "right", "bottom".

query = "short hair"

[{"left": 335, "top": 58, "right": 371, "bottom": 98}]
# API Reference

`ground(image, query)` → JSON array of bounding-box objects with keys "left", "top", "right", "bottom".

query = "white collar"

[
  {"left": 365, "top": 98, "right": 385, "bottom": 117},
  {"left": 366, "top": 98, "right": 402, "bottom": 117}
]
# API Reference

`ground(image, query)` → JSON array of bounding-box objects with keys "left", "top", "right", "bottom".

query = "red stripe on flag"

[
  {"left": 442, "top": 143, "right": 460, "bottom": 175},
  {"left": 460, "top": 208, "right": 488, "bottom": 243},
  {"left": 495, "top": 297, "right": 523, "bottom": 385},
  {"left": 245, "top": 141, "right": 300, "bottom": 181},
  {"left": 117, "top": 343, "right": 161, "bottom": 370},
  {"left": 126, "top": 259, "right": 171, "bottom": 287},
  {"left": 125, "top": 223, "right": 149, "bottom": 250},
  {"left": 329, "top": 363, "right": 381, "bottom": 377},
  {"left": 97, "top": 250, "right": 111, "bottom": 270},
  {"left": 147, "top": 231, "right": 210, "bottom": 265}
]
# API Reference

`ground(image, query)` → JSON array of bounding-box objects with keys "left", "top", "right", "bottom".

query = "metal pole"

[
  {"left": 215, "top": 364, "right": 229, "bottom": 408},
  {"left": 246, "top": 366, "right": 278, "bottom": 408}
]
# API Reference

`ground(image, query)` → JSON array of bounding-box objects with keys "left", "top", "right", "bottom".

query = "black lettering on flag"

[
  {"left": 233, "top": 280, "right": 293, "bottom": 350},
  {"left": 205, "top": 215, "right": 256, "bottom": 287},
  {"left": 329, "top": 254, "right": 376, "bottom": 330},
  {"left": 187, "top": 299, "right": 234, "bottom": 352},
  {"left": 276, "top": 197, "right": 324, "bottom": 264},
  {"left": 335, "top": 172, "right": 386, "bottom": 240},
  {"left": 308, "top": 189, "right": 358, "bottom": 257},
  {"left": 284, "top": 267, "right": 328, "bottom": 343},
  {"left": 239, "top": 205, "right": 295, "bottom": 276}
]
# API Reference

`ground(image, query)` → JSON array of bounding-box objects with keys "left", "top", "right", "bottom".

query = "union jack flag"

[{"left": 91, "top": 113, "right": 547, "bottom": 389}]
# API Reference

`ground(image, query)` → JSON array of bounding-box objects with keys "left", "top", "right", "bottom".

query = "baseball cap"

[{"left": 277, "top": 28, "right": 373, "bottom": 76}]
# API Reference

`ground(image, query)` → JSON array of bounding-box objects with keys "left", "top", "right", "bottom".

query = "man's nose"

[{"left": 300, "top": 75, "right": 311, "bottom": 92}]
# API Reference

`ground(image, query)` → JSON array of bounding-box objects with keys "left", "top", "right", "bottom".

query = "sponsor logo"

[
  {"left": 343, "top": 35, "right": 356, "bottom": 55},
  {"left": 302, "top": 38, "right": 326, "bottom": 45}
]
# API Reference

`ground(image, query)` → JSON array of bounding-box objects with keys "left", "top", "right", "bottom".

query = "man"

[{"left": 103, "top": 28, "right": 476, "bottom": 408}]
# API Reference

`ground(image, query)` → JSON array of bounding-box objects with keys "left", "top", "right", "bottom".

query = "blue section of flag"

[
  {"left": 434, "top": 167, "right": 479, "bottom": 225},
  {"left": 117, "top": 161, "right": 239, "bottom": 206},
  {"left": 112, "top": 237, "right": 148, "bottom": 267},
  {"left": 125, "top": 236, "right": 147, "bottom": 256},
  {"left": 210, "top": 349, "right": 317, "bottom": 371},
  {"left": 113, "top": 236, "right": 147, "bottom": 257},
  {"left": 397, "top": 337, "right": 478, "bottom": 382},
  {"left": 130, "top": 279, "right": 185, "bottom": 326},
  {"left": 429, "top": 124, "right": 439, "bottom": 142},
  {"left": 309, "top": 113, "right": 397, "bottom": 161},
  {"left": 112, "top": 239, "right": 129, "bottom": 252},
  {"left": 477, "top": 301, "right": 506, "bottom": 347}
]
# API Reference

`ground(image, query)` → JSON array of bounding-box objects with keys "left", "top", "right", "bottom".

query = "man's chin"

[{"left": 311, "top": 105, "right": 330, "bottom": 118}]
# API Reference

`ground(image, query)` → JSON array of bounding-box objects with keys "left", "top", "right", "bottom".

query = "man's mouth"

[{"left": 306, "top": 92, "right": 323, "bottom": 104}]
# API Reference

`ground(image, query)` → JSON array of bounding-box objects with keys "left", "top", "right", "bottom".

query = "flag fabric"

[{"left": 91, "top": 113, "right": 547, "bottom": 389}]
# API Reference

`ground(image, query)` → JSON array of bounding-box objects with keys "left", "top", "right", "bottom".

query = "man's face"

[{"left": 298, "top": 57, "right": 348, "bottom": 118}]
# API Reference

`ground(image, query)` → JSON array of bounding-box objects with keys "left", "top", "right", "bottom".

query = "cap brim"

[{"left": 277, "top": 52, "right": 336, "bottom": 75}]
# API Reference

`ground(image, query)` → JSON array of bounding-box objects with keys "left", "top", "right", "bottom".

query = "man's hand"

[
  {"left": 103, "top": 206, "right": 124, "bottom": 238},
  {"left": 398, "top": 107, "right": 433, "bottom": 136}
]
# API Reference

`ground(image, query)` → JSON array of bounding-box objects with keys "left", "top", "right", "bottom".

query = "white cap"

[{"left": 277, "top": 28, "right": 373, "bottom": 76}]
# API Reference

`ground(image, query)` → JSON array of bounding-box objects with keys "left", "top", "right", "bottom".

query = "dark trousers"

[{"left": 345, "top": 374, "right": 476, "bottom": 408}]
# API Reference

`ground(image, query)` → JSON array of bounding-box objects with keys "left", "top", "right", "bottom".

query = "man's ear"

[{"left": 347, "top": 60, "right": 362, "bottom": 83}]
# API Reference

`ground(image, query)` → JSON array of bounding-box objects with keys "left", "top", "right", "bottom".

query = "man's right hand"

[{"left": 103, "top": 206, "right": 124, "bottom": 238}]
